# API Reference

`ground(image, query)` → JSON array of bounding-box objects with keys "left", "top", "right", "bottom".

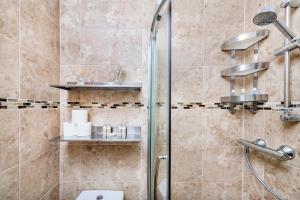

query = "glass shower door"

[{"left": 148, "top": 0, "right": 172, "bottom": 200}]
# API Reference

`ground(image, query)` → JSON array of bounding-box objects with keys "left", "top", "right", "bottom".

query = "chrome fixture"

[
  {"left": 239, "top": 139, "right": 295, "bottom": 161},
  {"left": 240, "top": 138, "right": 295, "bottom": 200},
  {"left": 254, "top": 1, "right": 300, "bottom": 121},
  {"left": 220, "top": 30, "right": 269, "bottom": 113}
]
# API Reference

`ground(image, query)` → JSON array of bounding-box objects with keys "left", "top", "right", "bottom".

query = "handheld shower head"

[
  {"left": 253, "top": 7, "right": 277, "bottom": 26},
  {"left": 253, "top": 6, "right": 296, "bottom": 40}
]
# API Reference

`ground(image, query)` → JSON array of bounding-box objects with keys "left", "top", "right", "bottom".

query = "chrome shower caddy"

[{"left": 220, "top": 29, "right": 270, "bottom": 113}]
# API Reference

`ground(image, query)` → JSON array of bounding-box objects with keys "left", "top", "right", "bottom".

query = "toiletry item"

[
  {"left": 121, "top": 125, "right": 127, "bottom": 139},
  {"left": 76, "top": 122, "right": 92, "bottom": 137},
  {"left": 63, "top": 122, "right": 76, "bottom": 137},
  {"left": 72, "top": 110, "right": 88, "bottom": 123}
]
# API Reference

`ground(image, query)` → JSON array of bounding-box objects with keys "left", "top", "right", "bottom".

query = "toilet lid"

[{"left": 76, "top": 190, "right": 124, "bottom": 200}]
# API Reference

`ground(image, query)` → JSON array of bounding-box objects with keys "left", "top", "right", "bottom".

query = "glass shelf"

[
  {"left": 220, "top": 94, "right": 268, "bottom": 104},
  {"left": 50, "top": 82, "right": 142, "bottom": 91},
  {"left": 50, "top": 134, "right": 141, "bottom": 143}
]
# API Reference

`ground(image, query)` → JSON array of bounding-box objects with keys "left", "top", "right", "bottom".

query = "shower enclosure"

[{"left": 148, "top": 0, "right": 172, "bottom": 199}]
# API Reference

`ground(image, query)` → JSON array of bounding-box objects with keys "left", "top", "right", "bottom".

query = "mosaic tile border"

[{"left": 2, "top": 97, "right": 300, "bottom": 112}]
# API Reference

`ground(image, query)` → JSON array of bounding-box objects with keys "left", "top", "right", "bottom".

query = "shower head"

[
  {"left": 253, "top": 6, "right": 296, "bottom": 41},
  {"left": 253, "top": 7, "right": 277, "bottom": 26}
]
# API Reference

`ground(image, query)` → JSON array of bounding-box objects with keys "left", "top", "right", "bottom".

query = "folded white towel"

[
  {"left": 76, "top": 122, "right": 92, "bottom": 137},
  {"left": 63, "top": 122, "right": 76, "bottom": 137},
  {"left": 72, "top": 110, "right": 88, "bottom": 123}
]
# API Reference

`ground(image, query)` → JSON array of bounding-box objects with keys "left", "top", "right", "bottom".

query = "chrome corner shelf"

[
  {"left": 221, "top": 62, "right": 269, "bottom": 77},
  {"left": 220, "top": 94, "right": 268, "bottom": 104},
  {"left": 50, "top": 82, "right": 142, "bottom": 91},
  {"left": 50, "top": 126, "right": 142, "bottom": 143},
  {"left": 221, "top": 29, "right": 269, "bottom": 51}
]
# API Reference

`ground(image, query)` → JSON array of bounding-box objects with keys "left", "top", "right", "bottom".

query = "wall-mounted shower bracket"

[{"left": 220, "top": 30, "right": 269, "bottom": 113}]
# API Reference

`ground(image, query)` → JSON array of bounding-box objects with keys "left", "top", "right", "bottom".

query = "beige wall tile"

[
  {"left": 61, "top": 0, "right": 80, "bottom": 29},
  {"left": 41, "top": 184, "right": 59, "bottom": 200},
  {"left": 172, "top": 144, "right": 202, "bottom": 182},
  {"left": 20, "top": 48, "right": 60, "bottom": 101},
  {"left": 203, "top": 109, "right": 242, "bottom": 146},
  {"left": 173, "top": 0, "right": 204, "bottom": 29},
  {"left": 0, "top": 0, "right": 19, "bottom": 41},
  {"left": 0, "top": 166, "right": 19, "bottom": 200},
  {"left": 244, "top": 0, "right": 265, "bottom": 32},
  {"left": 61, "top": 144, "right": 82, "bottom": 181},
  {"left": 264, "top": 161, "right": 300, "bottom": 200},
  {"left": 0, "top": 110, "right": 19, "bottom": 171},
  {"left": 202, "top": 146, "right": 242, "bottom": 182},
  {"left": 61, "top": 182, "right": 80, "bottom": 200},
  {"left": 173, "top": 29, "right": 204, "bottom": 67},
  {"left": 0, "top": 35, "right": 19, "bottom": 98},
  {"left": 201, "top": 181, "right": 242, "bottom": 200},
  {"left": 171, "top": 182, "right": 202, "bottom": 200},
  {"left": 244, "top": 110, "right": 265, "bottom": 140},
  {"left": 20, "top": 109, "right": 59, "bottom": 162},
  {"left": 20, "top": 0, "right": 59, "bottom": 63},
  {"left": 172, "top": 67, "right": 203, "bottom": 103},
  {"left": 20, "top": 149, "right": 59, "bottom": 200},
  {"left": 61, "top": 29, "right": 80, "bottom": 65}
]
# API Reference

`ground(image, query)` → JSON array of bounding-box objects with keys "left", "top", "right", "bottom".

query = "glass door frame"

[{"left": 148, "top": 0, "right": 172, "bottom": 199}]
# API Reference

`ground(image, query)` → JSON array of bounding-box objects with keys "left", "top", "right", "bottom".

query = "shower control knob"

[
  {"left": 254, "top": 139, "right": 267, "bottom": 148},
  {"left": 277, "top": 145, "right": 296, "bottom": 161}
]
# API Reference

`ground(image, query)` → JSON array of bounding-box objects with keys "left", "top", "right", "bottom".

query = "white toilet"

[{"left": 76, "top": 190, "right": 124, "bottom": 200}]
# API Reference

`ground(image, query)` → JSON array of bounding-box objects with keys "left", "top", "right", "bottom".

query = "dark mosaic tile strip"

[{"left": 0, "top": 98, "right": 60, "bottom": 110}]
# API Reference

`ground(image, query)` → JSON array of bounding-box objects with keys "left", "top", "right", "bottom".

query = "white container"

[
  {"left": 72, "top": 110, "right": 88, "bottom": 123},
  {"left": 63, "top": 122, "right": 76, "bottom": 137},
  {"left": 76, "top": 122, "right": 92, "bottom": 137},
  {"left": 76, "top": 190, "right": 124, "bottom": 200}
]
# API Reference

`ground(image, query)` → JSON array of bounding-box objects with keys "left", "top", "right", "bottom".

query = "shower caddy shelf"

[
  {"left": 50, "top": 82, "right": 142, "bottom": 91},
  {"left": 220, "top": 29, "right": 270, "bottom": 112},
  {"left": 50, "top": 126, "right": 142, "bottom": 143}
]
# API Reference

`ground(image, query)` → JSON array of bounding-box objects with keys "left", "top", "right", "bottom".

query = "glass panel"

[{"left": 148, "top": 1, "right": 171, "bottom": 200}]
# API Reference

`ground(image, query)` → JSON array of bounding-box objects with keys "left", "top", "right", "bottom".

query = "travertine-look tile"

[
  {"left": 243, "top": 151, "right": 265, "bottom": 200},
  {"left": 61, "top": 144, "right": 82, "bottom": 181},
  {"left": 80, "top": 181, "right": 141, "bottom": 200},
  {"left": 0, "top": 35, "right": 19, "bottom": 98},
  {"left": 0, "top": 0, "right": 19, "bottom": 41},
  {"left": 20, "top": 149, "right": 59, "bottom": 200},
  {"left": 202, "top": 146, "right": 242, "bottom": 182},
  {"left": 203, "top": 109, "right": 242, "bottom": 146},
  {"left": 0, "top": 110, "right": 19, "bottom": 171},
  {"left": 203, "top": 67, "right": 229, "bottom": 103},
  {"left": 0, "top": 166, "right": 19, "bottom": 200},
  {"left": 171, "top": 182, "right": 202, "bottom": 200},
  {"left": 204, "top": 0, "right": 244, "bottom": 66},
  {"left": 173, "top": 29, "right": 204, "bottom": 66},
  {"left": 20, "top": 109, "right": 59, "bottom": 162},
  {"left": 80, "top": 145, "right": 141, "bottom": 181},
  {"left": 41, "top": 184, "right": 59, "bottom": 200},
  {"left": 60, "top": 182, "right": 80, "bottom": 200},
  {"left": 20, "top": 0, "right": 59, "bottom": 63},
  {"left": 171, "top": 109, "right": 202, "bottom": 146},
  {"left": 172, "top": 67, "right": 203, "bottom": 103},
  {"left": 265, "top": 110, "right": 300, "bottom": 149},
  {"left": 172, "top": 144, "right": 202, "bottom": 182},
  {"left": 244, "top": 0, "right": 265, "bottom": 32},
  {"left": 173, "top": 0, "right": 204, "bottom": 29},
  {"left": 201, "top": 181, "right": 242, "bottom": 200},
  {"left": 244, "top": 110, "right": 265, "bottom": 141},
  {"left": 264, "top": 160, "right": 300, "bottom": 200},
  {"left": 39, "top": 0, "right": 60, "bottom": 25},
  {"left": 20, "top": 48, "right": 60, "bottom": 101},
  {"left": 61, "top": 29, "right": 80, "bottom": 65},
  {"left": 60, "top": 0, "right": 80, "bottom": 29}
]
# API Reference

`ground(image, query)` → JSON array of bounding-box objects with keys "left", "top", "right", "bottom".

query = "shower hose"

[{"left": 244, "top": 147, "right": 284, "bottom": 200}]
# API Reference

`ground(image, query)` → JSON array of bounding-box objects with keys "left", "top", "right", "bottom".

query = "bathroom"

[{"left": 1, "top": 0, "right": 300, "bottom": 199}]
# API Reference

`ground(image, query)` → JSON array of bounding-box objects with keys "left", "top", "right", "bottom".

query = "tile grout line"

[
  {"left": 39, "top": 182, "right": 59, "bottom": 200},
  {"left": 18, "top": 0, "right": 21, "bottom": 198}
]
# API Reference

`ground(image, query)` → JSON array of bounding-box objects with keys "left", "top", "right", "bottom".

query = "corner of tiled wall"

[{"left": 0, "top": 0, "right": 60, "bottom": 199}]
